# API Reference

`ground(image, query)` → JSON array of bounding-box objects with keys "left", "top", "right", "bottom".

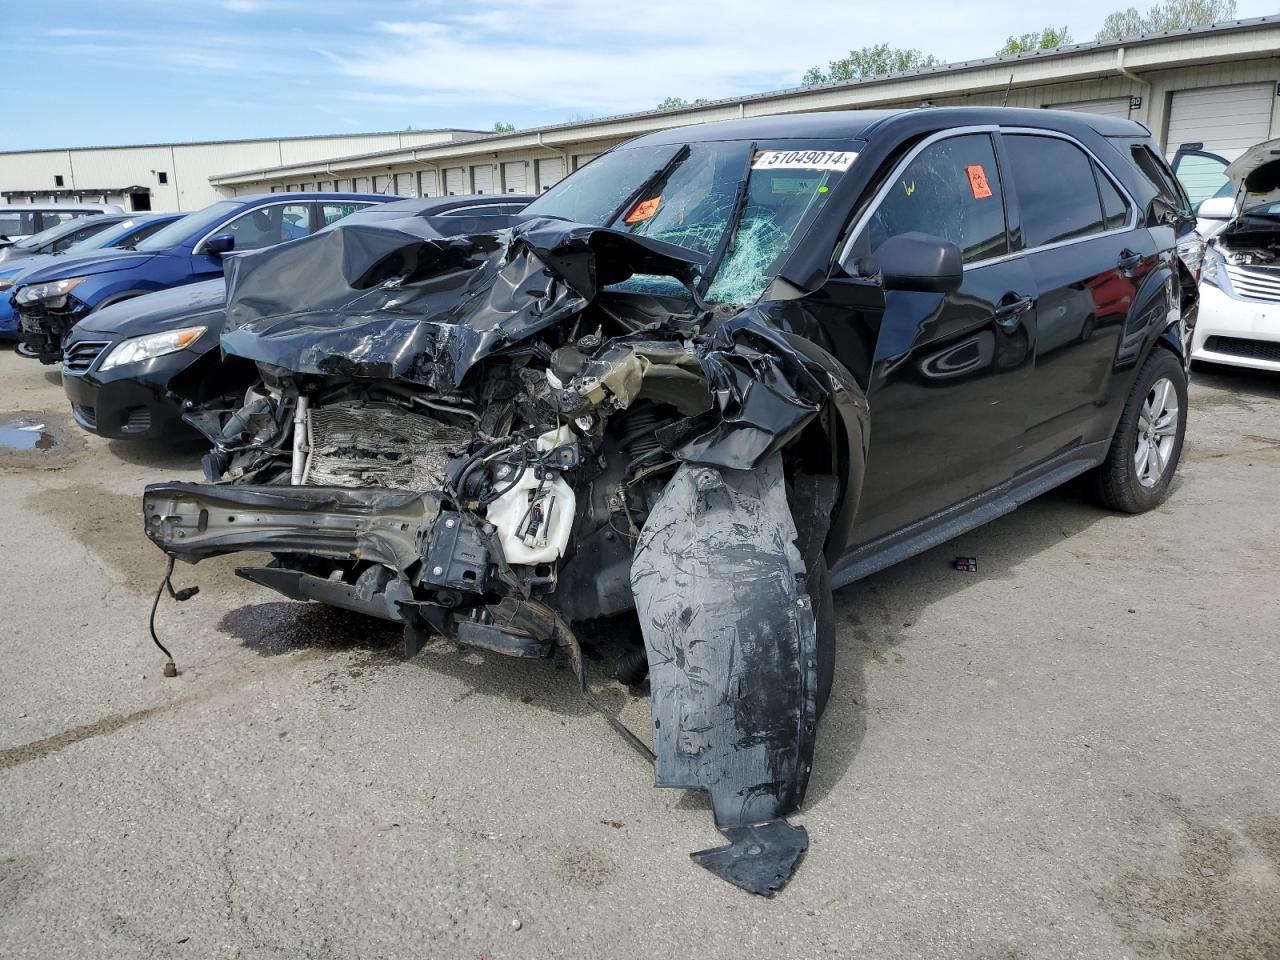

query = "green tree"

[
  {"left": 802, "top": 44, "right": 939, "bottom": 86},
  {"left": 998, "top": 26, "right": 1073, "bottom": 55},
  {"left": 656, "top": 96, "right": 710, "bottom": 110},
  {"left": 493, "top": 121, "right": 516, "bottom": 133},
  {"left": 1096, "top": 0, "right": 1236, "bottom": 40}
]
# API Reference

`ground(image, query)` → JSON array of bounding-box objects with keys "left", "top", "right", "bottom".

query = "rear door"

[
  {"left": 1000, "top": 130, "right": 1157, "bottom": 465},
  {"left": 843, "top": 130, "right": 1039, "bottom": 544}
]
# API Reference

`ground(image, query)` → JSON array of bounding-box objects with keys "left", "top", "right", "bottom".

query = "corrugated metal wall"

[{"left": 0, "top": 130, "right": 472, "bottom": 211}]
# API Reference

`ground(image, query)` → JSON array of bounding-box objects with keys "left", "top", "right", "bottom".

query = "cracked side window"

[{"left": 861, "top": 133, "right": 1009, "bottom": 264}]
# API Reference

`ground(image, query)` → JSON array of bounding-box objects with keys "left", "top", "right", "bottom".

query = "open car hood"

[
  {"left": 222, "top": 214, "right": 707, "bottom": 388},
  {"left": 1225, "top": 138, "right": 1280, "bottom": 215}
]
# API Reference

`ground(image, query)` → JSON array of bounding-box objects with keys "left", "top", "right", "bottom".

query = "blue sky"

[{"left": 5, "top": 0, "right": 1276, "bottom": 150}]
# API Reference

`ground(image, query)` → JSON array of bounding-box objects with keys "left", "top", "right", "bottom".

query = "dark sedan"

[{"left": 62, "top": 195, "right": 535, "bottom": 441}]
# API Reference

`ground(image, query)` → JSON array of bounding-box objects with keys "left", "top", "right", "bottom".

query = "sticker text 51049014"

[{"left": 751, "top": 150, "right": 857, "bottom": 172}]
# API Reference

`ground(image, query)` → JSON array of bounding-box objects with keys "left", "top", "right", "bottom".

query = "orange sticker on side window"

[
  {"left": 966, "top": 165, "right": 993, "bottom": 199},
  {"left": 624, "top": 196, "right": 662, "bottom": 224}
]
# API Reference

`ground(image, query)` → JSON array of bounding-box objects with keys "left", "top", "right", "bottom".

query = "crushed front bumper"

[{"left": 143, "top": 457, "right": 821, "bottom": 896}]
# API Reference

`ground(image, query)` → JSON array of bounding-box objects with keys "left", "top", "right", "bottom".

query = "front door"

[{"left": 834, "top": 131, "right": 1038, "bottom": 545}]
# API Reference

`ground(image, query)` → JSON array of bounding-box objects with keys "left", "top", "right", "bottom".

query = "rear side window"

[
  {"left": 862, "top": 133, "right": 1008, "bottom": 264},
  {"left": 1096, "top": 169, "right": 1130, "bottom": 230},
  {"left": 321, "top": 202, "right": 373, "bottom": 226},
  {"left": 1005, "top": 135, "right": 1107, "bottom": 247}
]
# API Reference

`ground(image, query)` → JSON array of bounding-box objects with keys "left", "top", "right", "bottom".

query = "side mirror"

[
  {"left": 1196, "top": 196, "right": 1234, "bottom": 221},
  {"left": 203, "top": 233, "right": 235, "bottom": 256},
  {"left": 867, "top": 232, "right": 963, "bottom": 294}
]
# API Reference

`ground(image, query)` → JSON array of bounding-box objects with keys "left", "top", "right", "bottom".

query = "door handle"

[
  {"left": 994, "top": 294, "right": 1033, "bottom": 326},
  {"left": 1118, "top": 249, "right": 1142, "bottom": 270}
]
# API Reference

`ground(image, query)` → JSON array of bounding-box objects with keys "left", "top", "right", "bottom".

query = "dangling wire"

[{"left": 149, "top": 556, "right": 199, "bottom": 678}]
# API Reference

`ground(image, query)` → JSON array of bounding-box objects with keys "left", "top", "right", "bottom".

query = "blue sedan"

[
  {"left": 12, "top": 193, "right": 392, "bottom": 362},
  {"left": 0, "top": 213, "right": 182, "bottom": 347}
]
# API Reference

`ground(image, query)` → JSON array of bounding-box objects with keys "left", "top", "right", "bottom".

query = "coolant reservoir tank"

[{"left": 486, "top": 468, "right": 576, "bottom": 566}]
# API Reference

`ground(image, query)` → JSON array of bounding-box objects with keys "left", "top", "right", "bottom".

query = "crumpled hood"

[
  {"left": 77, "top": 278, "right": 227, "bottom": 336},
  {"left": 221, "top": 214, "right": 708, "bottom": 388},
  {"left": 16, "top": 248, "right": 157, "bottom": 286}
]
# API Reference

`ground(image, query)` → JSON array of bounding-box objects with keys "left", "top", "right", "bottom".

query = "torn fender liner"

[
  {"left": 630, "top": 453, "right": 817, "bottom": 895},
  {"left": 220, "top": 215, "right": 707, "bottom": 388},
  {"left": 662, "top": 308, "right": 830, "bottom": 470}
]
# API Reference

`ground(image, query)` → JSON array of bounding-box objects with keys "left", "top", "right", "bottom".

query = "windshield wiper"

[
  {"left": 697, "top": 142, "right": 757, "bottom": 297},
  {"left": 605, "top": 144, "right": 691, "bottom": 226}
]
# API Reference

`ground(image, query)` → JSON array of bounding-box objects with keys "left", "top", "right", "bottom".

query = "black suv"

[{"left": 142, "top": 109, "right": 1198, "bottom": 895}]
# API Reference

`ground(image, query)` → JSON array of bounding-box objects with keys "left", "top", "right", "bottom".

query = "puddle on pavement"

[
  {"left": 0, "top": 418, "right": 55, "bottom": 451},
  {"left": 0, "top": 410, "right": 84, "bottom": 467}
]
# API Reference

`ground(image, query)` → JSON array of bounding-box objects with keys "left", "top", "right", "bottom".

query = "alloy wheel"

[{"left": 1134, "top": 376, "right": 1179, "bottom": 488}]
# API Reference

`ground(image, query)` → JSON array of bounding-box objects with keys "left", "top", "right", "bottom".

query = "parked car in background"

[
  {"left": 0, "top": 214, "right": 130, "bottom": 263},
  {"left": 12, "top": 193, "right": 391, "bottom": 363},
  {"left": 0, "top": 203, "right": 124, "bottom": 243},
  {"left": 62, "top": 195, "right": 533, "bottom": 440},
  {"left": 1193, "top": 138, "right": 1280, "bottom": 373},
  {"left": 0, "top": 214, "right": 182, "bottom": 348},
  {"left": 141, "top": 109, "right": 1197, "bottom": 895}
]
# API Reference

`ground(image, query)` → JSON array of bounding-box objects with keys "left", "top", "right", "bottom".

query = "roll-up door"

[
  {"left": 572, "top": 153, "right": 600, "bottom": 170},
  {"left": 419, "top": 170, "right": 440, "bottom": 197},
  {"left": 444, "top": 167, "right": 466, "bottom": 195},
  {"left": 536, "top": 157, "right": 566, "bottom": 192},
  {"left": 373, "top": 174, "right": 393, "bottom": 195},
  {"left": 353, "top": 176, "right": 371, "bottom": 193},
  {"left": 394, "top": 172, "right": 415, "bottom": 196},
  {"left": 502, "top": 161, "right": 527, "bottom": 193},
  {"left": 1048, "top": 98, "right": 1132, "bottom": 119},
  {"left": 471, "top": 164, "right": 494, "bottom": 195},
  {"left": 1165, "top": 83, "right": 1273, "bottom": 161}
]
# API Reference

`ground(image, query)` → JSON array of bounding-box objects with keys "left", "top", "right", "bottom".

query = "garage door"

[
  {"left": 394, "top": 172, "right": 415, "bottom": 196},
  {"left": 444, "top": 167, "right": 465, "bottom": 196},
  {"left": 536, "top": 157, "right": 566, "bottom": 192},
  {"left": 353, "top": 176, "right": 371, "bottom": 193},
  {"left": 471, "top": 164, "right": 494, "bottom": 195},
  {"left": 1165, "top": 83, "right": 1274, "bottom": 161},
  {"left": 502, "top": 161, "right": 527, "bottom": 194},
  {"left": 572, "top": 153, "right": 599, "bottom": 171},
  {"left": 373, "top": 174, "right": 393, "bottom": 195},
  {"left": 419, "top": 170, "right": 440, "bottom": 197},
  {"left": 1048, "top": 97, "right": 1132, "bottom": 119}
]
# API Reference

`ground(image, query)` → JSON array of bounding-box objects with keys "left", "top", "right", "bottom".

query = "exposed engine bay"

[
  {"left": 1212, "top": 217, "right": 1280, "bottom": 266},
  {"left": 143, "top": 172, "right": 865, "bottom": 894}
]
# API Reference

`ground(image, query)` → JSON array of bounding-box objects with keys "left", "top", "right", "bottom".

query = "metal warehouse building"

[
  {"left": 3, "top": 16, "right": 1280, "bottom": 210},
  {"left": 211, "top": 16, "right": 1280, "bottom": 202},
  {"left": 0, "top": 129, "right": 484, "bottom": 212}
]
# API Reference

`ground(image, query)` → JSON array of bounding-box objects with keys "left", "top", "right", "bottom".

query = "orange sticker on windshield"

[
  {"left": 624, "top": 196, "right": 662, "bottom": 224},
  {"left": 966, "top": 165, "right": 993, "bottom": 199}
]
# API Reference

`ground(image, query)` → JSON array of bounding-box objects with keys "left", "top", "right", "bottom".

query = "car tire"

[
  {"left": 13, "top": 341, "right": 39, "bottom": 360},
  {"left": 1092, "top": 348, "right": 1188, "bottom": 513},
  {"left": 808, "top": 552, "right": 835, "bottom": 719}
]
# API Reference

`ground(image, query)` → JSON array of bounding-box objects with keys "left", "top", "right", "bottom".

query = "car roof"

[
  {"left": 625, "top": 107, "right": 1148, "bottom": 148},
  {"left": 229, "top": 192, "right": 395, "bottom": 205}
]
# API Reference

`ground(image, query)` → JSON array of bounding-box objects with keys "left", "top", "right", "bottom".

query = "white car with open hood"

[{"left": 1194, "top": 139, "right": 1280, "bottom": 372}]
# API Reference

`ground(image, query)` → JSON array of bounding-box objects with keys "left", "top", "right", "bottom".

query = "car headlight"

[
  {"left": 98, "top": 326, "right": 207, "bottom": 371},
  {"left": 1201, "top": 243, "right": 1228, "bottom": 290},
  {"left": 14, "top": 276, "right": 87, "bottom": 307}
]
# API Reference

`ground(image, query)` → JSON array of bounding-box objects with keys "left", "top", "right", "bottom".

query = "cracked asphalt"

[{"left": 1, "top": 347, "right": 1278, "bottom": 960}]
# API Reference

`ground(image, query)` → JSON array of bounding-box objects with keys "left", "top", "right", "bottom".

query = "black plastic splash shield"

[
  {"left": 220, "top": 216, "right": 707, "bottom": 388},
  {"left": 630, "top": 453, "right": 818, "bottom": 895}
]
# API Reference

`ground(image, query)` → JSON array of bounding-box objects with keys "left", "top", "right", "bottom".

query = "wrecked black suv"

[{"left": 142, "top": 109, "right": 1198, "bottom": 895}]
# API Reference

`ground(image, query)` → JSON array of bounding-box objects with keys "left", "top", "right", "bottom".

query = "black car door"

[
  {"left": 1000, "top": 131, "right": 1158, "bottom": 465},
  {"left": 836, "top": 130, "right": 1039, "bottom": 545}
]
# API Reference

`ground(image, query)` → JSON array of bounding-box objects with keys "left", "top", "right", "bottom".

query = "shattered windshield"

[{"left": 525, "top": 140, "right": 854, "bottom": 305}]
